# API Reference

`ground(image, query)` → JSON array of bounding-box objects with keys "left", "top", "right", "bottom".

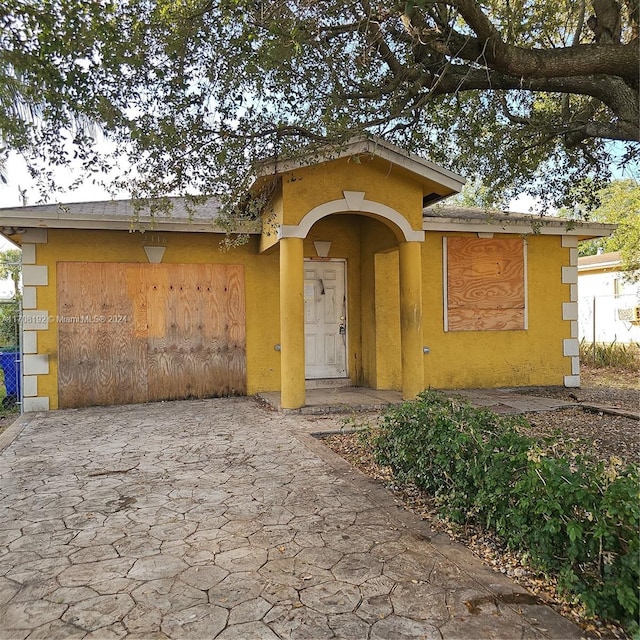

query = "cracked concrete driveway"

[{"left": 0, "top": 398, "right": 581, "bottom": 639}]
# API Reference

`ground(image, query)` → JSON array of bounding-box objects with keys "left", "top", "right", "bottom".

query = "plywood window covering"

[{"left": 444, "top": 237, "right": 526, "bottom": 331}]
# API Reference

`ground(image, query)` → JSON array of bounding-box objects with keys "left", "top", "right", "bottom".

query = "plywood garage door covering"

[{"left": 57, "top": 262, "right": 246, "bottom": 408}]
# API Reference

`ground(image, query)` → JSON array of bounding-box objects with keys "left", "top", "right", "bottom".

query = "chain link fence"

[{"left": 0, "top": 299, "right": 21, "bottom": 410}]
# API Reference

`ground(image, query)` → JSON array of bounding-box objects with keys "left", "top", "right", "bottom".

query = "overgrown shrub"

[{"left": 371, "top": 390, "right": 640, "bottom": 634}]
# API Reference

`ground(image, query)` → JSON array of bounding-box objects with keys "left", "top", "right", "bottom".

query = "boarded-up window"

[{"left": 445, "top": 237, "right": 526, "bottom": 331}]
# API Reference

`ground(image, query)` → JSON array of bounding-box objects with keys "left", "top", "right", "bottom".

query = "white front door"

[{"left": 304, "top": 260, "right": 347, "bottom": 379}]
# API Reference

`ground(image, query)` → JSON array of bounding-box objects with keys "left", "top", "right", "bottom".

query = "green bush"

[
  {"left": 371, "top": 390, "right": 640, "bottom": 634},
  {"left": 0, "top": 303, "right": 20, "bottom": 348}
]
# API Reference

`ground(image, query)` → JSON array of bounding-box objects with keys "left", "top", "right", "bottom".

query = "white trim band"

[{"left": 279, "top": 193, "right": 425, "bottom": 242}]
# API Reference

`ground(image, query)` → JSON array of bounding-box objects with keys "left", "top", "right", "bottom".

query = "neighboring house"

[
  {"left": 578, "top": 251, "right": 640, "bottom": 344},
  {"left": 0, "top": 137, "right": 615, "bottom": 412}
]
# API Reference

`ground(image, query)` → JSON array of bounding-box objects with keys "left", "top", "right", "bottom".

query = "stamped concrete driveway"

[{"left": 0, "top": 398, "right": 581, "bottom": 639}]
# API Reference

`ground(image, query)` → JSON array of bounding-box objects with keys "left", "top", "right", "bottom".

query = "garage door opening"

[{"left": 57, "top": 262, "right": 246, "bottom": 408}]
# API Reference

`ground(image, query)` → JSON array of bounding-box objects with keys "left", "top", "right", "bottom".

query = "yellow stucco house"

[{"left": 0, "top": 137, "right": 615, "bottom": 411}]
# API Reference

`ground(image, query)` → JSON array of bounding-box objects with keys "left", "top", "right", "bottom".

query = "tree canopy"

[
  {"left": 1, "top": 0, "right": 639, "bottom": 213},
  {"left": 0, "top": 249, "right": 21, "bottom": 299},
  {"left": 577, "top": 179, "right": 640, "bottom": 280}
]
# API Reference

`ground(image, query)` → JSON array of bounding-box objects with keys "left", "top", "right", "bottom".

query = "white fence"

[{"left": 578, "top": 292, "right": 640, "bottom": 344}]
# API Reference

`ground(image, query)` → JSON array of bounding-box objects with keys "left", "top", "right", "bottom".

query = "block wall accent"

[
  {"left": 570, "top": 320, "right": 578, "bottom": 339},
  {"left": 23, "top": 375, "right": 38, "bottom": 397},
  {"left": 21, "top": 310, "right": 49, "bottom": 331},
  {"left": 561, "top": 266, "right": 578, "bottom": 284},
  {"left": 570, "top": 284, "right": 578, "bottom": 303},
  {"left": 564, "top": 375, "right": 580, "bottom": 388},
  {"left": 563, "top": 338, "right": 579, "bottom": 356},
  {"left": 18, "top": 231, "right": 50, "bottom": 411},
  {"left": 22, "top": 286, "right": 37, "bottom": 309},
  {"left": 23, "top": 354, "right": 49, "bottom": 376},
  {"left": 23, "top": 397, "right": 50, "bottom": 412},
  {"left": 21, "top": 229, "right": 48, "bottom": 244},
  {"left": 571, "top": 357, "right": 580, "bottom": 375},
  {"left": 22, "top": 331, "right": 38, "bottom": 354},
  {"left": 22, "top": 265, "right": 48, "bottom": 286},
  {"left": 21, "top": 244, "right": 36, "bottom": 264},
  {"left": 562, "top": 236, "right": 580, "bottom": 387},
  {"left": 561, "top": 236, "right": 579, "bottom": 248}
]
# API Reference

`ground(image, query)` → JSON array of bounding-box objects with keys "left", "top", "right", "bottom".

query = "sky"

[
  {"left": 0, "top": 150, "right": 126, "bottom": 254},
  {"left": 0, "top": 147, "right": 540, "bottom": 226},
  {"left": 0, "top": 147, "right": 539, "bottom": 297}
]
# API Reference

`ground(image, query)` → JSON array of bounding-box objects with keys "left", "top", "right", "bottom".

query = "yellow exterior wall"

[
  {"left": 370, "top": 232, "right": 572, "bottom": 390},
  {"left": 374, "top": 250, "right": 402, "bottom": 389},
  {"left": 259, "top": 180, "right": 283, "bottom": 253},
  {"left": 33, "top": 216, "right": 401, "bottom": 409},
  {"left": 358, "top": 219, "right": 399, "bottom": 387},
  {"left": 279, "top": 156, "right": 425, "bottom": 232},
  {"left": 419, "top": 232, "right": 571, "bottom": 388},
  {"left": 35, "top": 229, "right": 281, "bottom": 409},
  {"left": 27, "top": 221, "right": 573, "bottom": 409},
  {"left": 279, "top": 237, "right": 306, "bottom": 408}
]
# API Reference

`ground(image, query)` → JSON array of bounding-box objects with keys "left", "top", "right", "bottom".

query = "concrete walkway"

[
  {"left": 0, "top": 398, "right": 581, "bottom": 639},
  {"left": 257, "top": 386, "right": 578, "bottom": 415}
]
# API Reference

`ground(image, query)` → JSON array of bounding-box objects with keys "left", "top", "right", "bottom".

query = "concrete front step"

[
  {"left": 305, "top": 377, "right": 353, "bottom": 390},
  {"left": 256, "top": 388, "right": 403, "bottom": 414}
]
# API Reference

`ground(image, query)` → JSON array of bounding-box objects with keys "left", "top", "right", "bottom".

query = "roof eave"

[
  {"left": 422, "top": 216, "right": 617, "bottom": 239},
  {"left": 578, "top": 262, "right": 621, "bottom": 273},
  {"left": 0, "top": 215, "right": 261, "bottom": 235}
]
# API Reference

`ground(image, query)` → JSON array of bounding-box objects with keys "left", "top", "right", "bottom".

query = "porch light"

[
  {"left": 313, "top": 241, "right": 332, "bottom": 258},
  {"left": 144, "top": 246, "right": 166, "bottom": 263}
]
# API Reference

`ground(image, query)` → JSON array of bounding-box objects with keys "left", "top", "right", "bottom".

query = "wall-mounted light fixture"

[
  {"left": 313, "top": 241, "right": 332, "bottom": 258},
  {"left": 144, "top": 246, "right": 166, "bottom": 263}
]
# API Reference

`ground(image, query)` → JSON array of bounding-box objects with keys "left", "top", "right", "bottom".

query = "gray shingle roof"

[
  {"left": 0, "top": 196, "right": 253, "bottom": 233},
  {"left": 0, "top": 198, "right": 616, "bottom": 240}
]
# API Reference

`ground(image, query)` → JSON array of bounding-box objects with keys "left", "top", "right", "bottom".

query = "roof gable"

[{"left": 256, "top": 136, "right": 466, "bottom": 203}]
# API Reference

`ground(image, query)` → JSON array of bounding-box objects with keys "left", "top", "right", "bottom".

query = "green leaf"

[{"left": 567, "top": 520, "right": 583, "bottom": 544}]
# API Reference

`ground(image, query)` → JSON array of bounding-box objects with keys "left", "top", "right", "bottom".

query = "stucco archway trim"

[{"left": 278, "top": 191, "right": 425, "bottom": 242}]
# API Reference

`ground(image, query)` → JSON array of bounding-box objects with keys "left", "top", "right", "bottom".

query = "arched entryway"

[
  {"left": 278, "top": 194, "right": 426, "bottom": 409},
  {"left": 254, "top": 137, "right": 465, "bottom": 409}
]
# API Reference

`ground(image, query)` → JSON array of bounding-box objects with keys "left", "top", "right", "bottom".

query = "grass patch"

[{"left": 579, "top": 339, "right": 640, "bottom": 370}]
